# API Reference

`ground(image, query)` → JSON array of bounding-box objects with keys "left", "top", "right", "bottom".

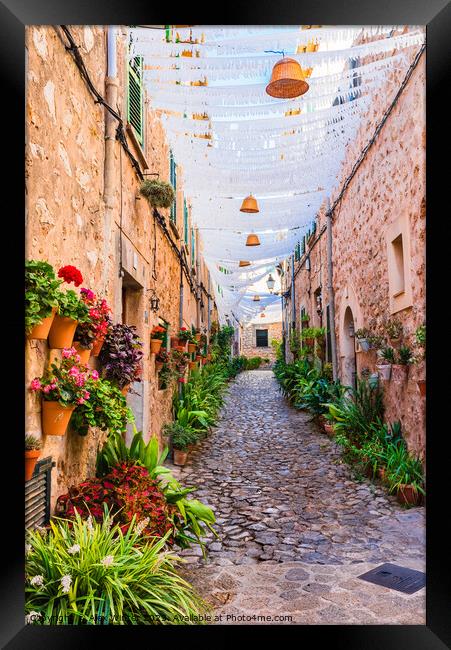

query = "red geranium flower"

[{"left": 58, "top": 265, "right": 83, "bottom": 286}]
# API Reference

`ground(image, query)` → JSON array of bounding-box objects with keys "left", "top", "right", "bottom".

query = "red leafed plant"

[
  {"left": 58, "top": 265, "right": 83, "bottom": 287},
  {"left": 55, "top": 461, "right": 178, "bottom": 541}
]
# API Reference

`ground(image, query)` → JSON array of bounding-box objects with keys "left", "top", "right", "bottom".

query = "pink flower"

[
  {"left": 77, "top": 398, "right": 85, "bottom": 405},
  {"left": 43, "top": 385, "right": 52, "bottom": 394},
  {"left": 91, "top": 370, "right": 99, "bottom": 381},
  {"left": 75, "top": 376, "right": 86, "bottom": 387},
  {"left": 30, "top": 379, "right": 41, "bottom": 391},
  {"left": 62, "top": 348, "right": 76, "bottom": 359},
  {"left": 80, "top": 288, "right": 96, "bottom": 302},
  {"left": 69, "top": 367, "right": 80, "bottom": 377},
  {"left": 74, "top": 354, "right": 81, "bottom": 363},
  {"left": 83, "top": 391, "right": 90, "bottom": 400}
]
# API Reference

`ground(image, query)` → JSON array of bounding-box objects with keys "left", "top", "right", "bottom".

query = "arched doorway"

[{"left": 342, "top": 306, "right": 357, "bottom": 389}]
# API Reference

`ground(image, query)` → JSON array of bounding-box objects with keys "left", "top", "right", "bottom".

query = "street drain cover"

[{"left": 357, "top": 563, "right": 425, "bottom": 594}]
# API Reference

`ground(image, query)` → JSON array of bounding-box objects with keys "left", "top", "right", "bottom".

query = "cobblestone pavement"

[{"left": 170, "top": 370, "right": 425, "bottom": 624}]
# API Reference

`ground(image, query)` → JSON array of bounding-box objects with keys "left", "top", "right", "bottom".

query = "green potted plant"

[
  {"left": 384, "top": 318, "right": 403, "bottom": 345},
  {"left": 25, "top": 434, "right": 42, "bottom": 481},
  {"left": 354, "top": 328, "right": 372, "bottom": 352},
  {"left": 386, "top": 447, "right": 425, "bottom": 506},
  {"left": 376, "top": 346, "right": 395, "bottom": 381},
  {"left": 162, "top": 422, "right": 197, "bottom": 466},
  {"left": 176, "top": 327, "right": 192, "bottom": 351},
  {"left": 300, "top": 327, "right": 315, "bottom": 348},
  {"left": 392, "top": 346, "right": 413, "bottom": 383},
  {"left": 25, "top": 260, "right": 62, "bottom": 340},
  {"left": 139, "top": 179, "right": 175, "bottom": 208},
  {"left": 187, "top": 328, "right": 198, "bottom": 354},
  {"left": 301, "top": 313, "right": 310, "bottom": 326},
  {"left": 49, "top": 288, "right": 90, "bottom": 349},
  {"left": 155, "top": 348, "right": 170, "bottom": 372}
]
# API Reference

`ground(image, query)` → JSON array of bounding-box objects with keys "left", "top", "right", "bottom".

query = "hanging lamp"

[
  {"left": 266, "top": 274, "right": 275, "bottom": 292},
  {"left": 253, "top": 295, "right": 260, "bottom": 302},
  {"left": 261, "top": 313, "right": 266, "bottom": 318},
  {"left": 239, "top": 260, "right": 251, "bottom": 267},
  {"left": 266, "top": 57, "right": 309, "bottom": 99},
  {"left": 240, "top": 194, "right": 259, "bottom": 213},
  {"left": 246, "top": 233, "right": 260, "bottom": 246}
]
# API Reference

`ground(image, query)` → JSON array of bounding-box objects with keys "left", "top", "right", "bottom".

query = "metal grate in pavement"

[{"left": 357, "top": 563, "right": 426, "bottom": 594}]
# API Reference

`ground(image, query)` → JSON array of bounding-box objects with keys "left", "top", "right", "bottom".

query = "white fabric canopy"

[{"left": 131, "top": 25, "right": 425, "bottom": 323}]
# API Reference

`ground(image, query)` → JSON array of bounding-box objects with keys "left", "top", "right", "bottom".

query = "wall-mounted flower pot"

[
  {"left": 188, "top": 343, "right": 197, "bottom": 354},
  {"left": 189, "top": 361, "right": 197, "bottom": 370},
  {"left": 357, "top": 338, "right": 371, "bottom": 352},
  {"left": 27, "top": 307, "right": 57, "bottom": 340},
  {"left": 42, "top": 401, "right": 75, "bottom": 436},
  {"left": 25, "top": 450, "right": 41, "bottom": 481},
  {"left": 206, "top": 354, "right": 212, "bottom": 361},
  {"left": 195, "top": 355, "right": 202, "bottom": 362},
  {"left": 155, "top": 361, "right": 164, "bottom": 372},
  {"left": 173, "top": 449, "right": 188, "bottom": 466},
  {"left": 91, "top": 336, "right": 105, "bottom": 357},
  {"left": 150, "top": 339, "right": 163, "bottom": 355},
  {"left": 48, "top": 315, "right": 78, "bottom": 349},
  {"left": 376, "top": 364, "right": 392, "bottom": 381},
  {"left": 170, "top": 336, "right": 179, "bottom": 349},
  {"left": 417, "top": 379, "right": 426, "bottom": 397},
  {"left": 195, "top": 333, "right": 202, "bottom": 342},
  {"left": 73, "top": 342, "right": 91, "bottom": 365},
  {"left": 391, "top": 364, "right": 408, "bottom": 383},
  {"left": 324, "top": 423, "right": 335, "bottom": 437},
  {"left": 304, "top": 338, "right": 314, "bottom": 347},
  {"left": 396, "top": 484, "right": 423, "bottom": 506},
  {"left": 178, "top": 341, "right": 188, "bottom": 352}
]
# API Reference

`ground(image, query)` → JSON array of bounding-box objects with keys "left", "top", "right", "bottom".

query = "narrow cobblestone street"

[{"left": 173, "top": 371, "right": 425, "bottom": 624}]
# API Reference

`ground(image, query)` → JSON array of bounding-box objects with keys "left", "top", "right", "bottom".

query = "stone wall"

[
  {"left": 282, "top": 50, "right": 425, "bottom": 457},
  {"left": 240, "top": 321, "right": 282, "bottom": 363},
  {"left": 25, "top": 26, "right": 218, "bottom": 509}
]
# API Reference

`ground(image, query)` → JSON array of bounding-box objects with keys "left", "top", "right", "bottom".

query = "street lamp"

[{"left": 266, "top": 273, "right": 275, "bottom": 293}]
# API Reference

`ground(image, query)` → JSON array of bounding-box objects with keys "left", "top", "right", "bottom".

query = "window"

[
  {"left": 127, "top": 56, "right": 144, "bottom": 146},
  {"left": 26, "top": 456, "right": 53, "bottom": 530},
  {"left": 183, "top": 199, "right": 189, "bottom": 244},
  {"left": 169, "top": 151, "right": 177, "bottom": 223},
  {"left": 391, "top": 234, "right": 405, "bottom": 296},
  {"left": 256, "top": 329, "right": 269, "bottom": 347},
  {"left": 294, "top": 242, "right": 301, "bottom": 262}
]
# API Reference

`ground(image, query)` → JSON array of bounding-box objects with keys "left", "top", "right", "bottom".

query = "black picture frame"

[{"left": 2, "top": 1, "right": 450, "bottom": 647}]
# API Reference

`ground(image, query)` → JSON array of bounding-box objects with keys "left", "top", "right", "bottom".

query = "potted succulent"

[
  {"left": 376, "top": 346, "right": 395, "bottom": 381},
  {"left": 139, "top": 179, "right": 175, "bottom": 209},
  {"left": 29, "top": 347, "right": 96, "bottom": 436},
  {"left": 150, "top": 325, "right": 166, "bottom": 355},
  {"left": 98, "top": 323, "right": 144, "bottom": 394},
  {"left": 384, "top": 318, "right": 403, "bottom": 346},
  {"left": 49, "top": 288, "right": 90, "bottom": 349},
  {"left": 162, "top": 422, "right": 197, "bottom": 466},
  {"left": 25, "top": 260, "right": 62, "bottom": 340},
  {"left": 391, "top": 346, "right": 414, "bottom": 383},
  {"left": 354, "top": 328, "right": 372, "bottom": 352},
  {"left": 25, "top": 434, "right": 42, "bottom": 481}
]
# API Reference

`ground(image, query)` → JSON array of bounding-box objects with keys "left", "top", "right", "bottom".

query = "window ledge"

[
  {"left": 125, "top": 122, "right": 149, "bottom": 172},
  {"left": 393, "top": 289, "right": 405, "bottom": 298}
]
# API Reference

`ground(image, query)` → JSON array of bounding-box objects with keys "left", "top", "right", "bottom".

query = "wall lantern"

[
  {"left": 246, "top": 233, "right": 260, "bottom": 246},
  {"left": 149, "top": 289, "right": 160, "bottom": 313},
  {"left": 240, "top": 194, "right": 259, "bottom": 213},
  {"left": 266, "top": 57, "right": 309, "bottom": 99},
  {"left": 316, "top": 293, "right": 323, "bottom": 316},
  {"left": 348, "top": 322, "right": 355, "bottom": 338},
  {"left": 239, "top": 260, "right": 251, "bottom": 267},
  {"left": 266, "top": 273, "right": 275, "bottom": 292}
]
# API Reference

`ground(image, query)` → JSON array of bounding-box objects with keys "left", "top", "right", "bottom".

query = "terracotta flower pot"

[
  {"left": 91, "top": 336, "right": 105, "bottom": 357},
  {"left": 27, "top": 307, "right": 57, "bottom": 340},
  {"left": 73, "top": 342, "right": 91, "bottom": 365},
  {"left": 397, "top": 484, "right": 423, "bottom": 506},
  {"left": 378, "top": 467, "right": 387, "bottom": 482},
  {"left": 324, "top": 423, "right": 335, "bottom": 437},
  {"left": 42, "top": 401, "right": 75, "bottom": 436},
  {"left": 189, "top": 361, "right": 197, "bottom": 370},
  {"left": 121, "top": 384, "right": 130, "bottom": 396},
  {"left": 155, "top": 361, "right": 164, "bottom": 372},
  {"left": 48, "top": 315, "right": 78, "bottom": 349},
  {"left": 175, "top": 345, "right": 187, "bottom": 353},
  {"left": 195, "top": 355, "right": 202, "bottom": 362},
  {"left": 391, "top": 364, "right": 408, "bottom": 384},
  {"left": 195, "top": 333, "right": 202, "bottom": 342},
  {"left": 304, "top": 338, "right": 314, "bottom": 347},
  {"left": 417, "top": 379, "right": 426, "bottom": 397},
  {"left": 173, "top": 449, "right": 188, "bottom": 466},
  {"left": 25, "top": 450, "right": 40, "bottom": 481},
  {"left": 170, "top": 336, "right": 179, "bottom": 349},
  {"left": 150, "top": 339, "right": 163, "bottom": 354},
  {"left": 177, "top": 340, "right": 188, "bottom": 352},
  {"left": 188, "top": 343, "right": 197, "bottom": 354},
  {"left": 376, "top": 364, "right": 392, "bottom": 381}
]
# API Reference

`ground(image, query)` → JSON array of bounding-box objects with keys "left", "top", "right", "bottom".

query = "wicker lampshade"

[
  {"left": 240, "top": 195, "right": 259, "bottom": 213},
  {"left": 239, "top": 260, "right": 251, "bottom": 267},
  {"left": 246, "top": 233, "right": 260, "bottom": 246},
  {"left": 253, "top": 295, "right": 260, "bottom": 302},
  {"left": 261, "top": 313, "right": 266, "bottom": 317},
  {"left": 266, "top": 57, "right": 309, "bottom": 99}
]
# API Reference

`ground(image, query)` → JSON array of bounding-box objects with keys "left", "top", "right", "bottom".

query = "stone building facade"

[
  {"left": 25, "top": 26, "right": 218, "bottom": 508},
  {"left": 240, "top": 320, "right": 282, "bottom": 364},
  {"left": 281, "top": 49, "right": 425, "bottom": 458}
]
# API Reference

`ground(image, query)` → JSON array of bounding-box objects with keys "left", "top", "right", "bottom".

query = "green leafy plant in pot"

[
  {"left": 376, "top": 346, "right": 395, "bottom": 381},
  {"left": 49, "top": 289, "right": 90, "bottom": 349},
  {"left": 25, "top": 260, "right": 62, "bottom": 340},
  {"left": 139, "top": 179, "right": 175, "bottom": 209},
  {"left": 163, "top": 422, "right": 198, "bottom": 466},
  {"left": 392, "top": 346, "right": 413, "bottom": 383},
  {"left": 354, "top": 328, "right": 372, "bottom": 352}
]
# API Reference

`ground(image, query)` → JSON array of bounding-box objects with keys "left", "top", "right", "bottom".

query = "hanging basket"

[
  {"left": 240, "top": 195, "right": 259, "bottom": 213},
  {"left": 139, "top": 179, "right": 175, "bottom": 208},
  {"left": 246, "top": 234, "right": 260, "bottom": 246},
  {"left": 266, "top": 57, "right": 309, "bottom": 99},
  {"left": 239, "top": 260, "right": 251, "bottom": 267}
]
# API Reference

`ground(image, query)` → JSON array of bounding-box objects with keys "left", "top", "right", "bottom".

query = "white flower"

[
  {"left": 25, "top": 611, "right": 42, "bottom": 624},
  {"left": 67, "top": 544, "right": 80, "bottom": 555},
  {"left": 60, "top": 574, "right": 72, "bottom": 594},
  {"left": 100, "top": 555, "right": 114, "bottom": 568},
  {"left": 86, "top": 516, "right": 93, "bottom": 533},
  {"left": 135, "top": 517, "right": 150, "bottom": 536},
  {"left": 30, "top": 575, "right": 44, "bottom": 588},
  {"left": 25, "top": 543, "right": 32, "bottom": 555}
]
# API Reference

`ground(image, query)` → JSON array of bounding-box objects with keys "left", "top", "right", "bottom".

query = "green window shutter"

[
  {"left": 294, "top": 242, "right": 301, "bottom": 262},
  {"left": 184, "top": 199, "right": 189, "bottom": 244},
  {"left": 191, "top": 227, "right": 196, "bottom": 265},
  {"left": 169, "top": 151, "right": 177, "bottom": 223},
  {"left": 301, "top": 236, "right": 305, "bottom": 255},
  {"left": 127, "top": 56, "right": 144, "bottom": 146}
]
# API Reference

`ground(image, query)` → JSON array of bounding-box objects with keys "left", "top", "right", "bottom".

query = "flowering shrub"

[
  {"left": 98, "top": 323, "right": 143, "bottom": 390},
  {"left": 25, "top": 260, "right": 62, "bottom": 333},
  {"left": 151, "top": 325, "right": 167, "bottom": 341},
  {"left": 177, "top": 327, "right": 193, "bottom": 342},
  {"left": 74, "top": 288, "right": 112, "bottom": 349},
  {"left": 29, "top": 347, "right": 99, "bottom": 406},
  {"left": 58, "top": 265, "right": 83, "bottom": 287},
  {"left": 56, "top": 462, "right": 178, "bottom": 542},
  {"left": 69, "top": 377, "right": 134, "bottom": 436}
]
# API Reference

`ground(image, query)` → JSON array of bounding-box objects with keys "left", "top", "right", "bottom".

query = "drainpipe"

[
  {"left": 326, "top": 198, "right": 339, "bottom": 381},
  {"left": 103, "top": 27, "right": 119, "bottom": 298},
  {"left": 179, "top": 244, "right": 184, "bottom": 328},
  {"left": 207, "top": 274, "right": 211, "bottom": 336},
  {"left": 291, "top": 254, "right": 296, "bottom": 328},
  {"left": 195, "top": 229, "right": 201, "bottom": 330}
]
